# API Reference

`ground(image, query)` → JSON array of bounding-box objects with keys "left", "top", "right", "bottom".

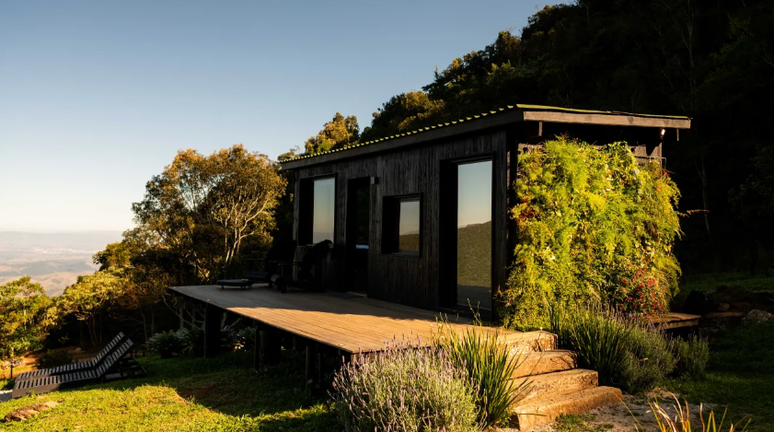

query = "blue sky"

[{"left": 0, "top": 0, "right": 558, "bottom": 232}]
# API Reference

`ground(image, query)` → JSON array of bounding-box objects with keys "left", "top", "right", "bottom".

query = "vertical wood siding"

[{"left": 291, "top": 129, "right": 511, "bottom": 312}]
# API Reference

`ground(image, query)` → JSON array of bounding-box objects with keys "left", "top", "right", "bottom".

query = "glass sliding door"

[{"left": 456, "top": 160, "right": 492, "bottom": 310}]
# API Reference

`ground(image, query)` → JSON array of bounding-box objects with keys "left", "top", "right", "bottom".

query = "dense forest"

[{"left": 295, "top": 0, "right": 774, "bottom": 274}]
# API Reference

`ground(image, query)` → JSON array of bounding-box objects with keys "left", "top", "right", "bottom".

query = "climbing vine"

[{"left": 500, "top": 138, "right": 681, "bottom": 329}]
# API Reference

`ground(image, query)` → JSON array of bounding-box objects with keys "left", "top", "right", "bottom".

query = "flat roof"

[{"left": 280, "top": 104, "right": 691, "bottom": 170}]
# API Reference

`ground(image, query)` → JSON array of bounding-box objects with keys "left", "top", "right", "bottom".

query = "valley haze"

[{"left": 0, "top": 230, "right": 123, "bottom": 296}]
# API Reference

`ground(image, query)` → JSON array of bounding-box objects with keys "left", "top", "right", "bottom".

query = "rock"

[
  {"left": 683, "top": 290, "right": 716, "bottom": 315},
  {"left": 743, "top": 309, "right": 774, "bottom": 326},
  {"left": 4, "top": 401, "right": 60, "bottom": 422}
]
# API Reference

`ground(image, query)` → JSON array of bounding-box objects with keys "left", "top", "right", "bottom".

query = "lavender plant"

[{"left": 331, "top": 338, "right": 480, "bottom": 432}]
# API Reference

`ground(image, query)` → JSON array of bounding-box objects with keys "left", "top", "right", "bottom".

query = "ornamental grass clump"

[
  {"left": 332, "top": 338, "right": 479, "bottom": 432},
  {"left": 549, "top": 304, "right": 634, "bottom": 387},
  {"left": 631, "top": 392, "right": 750, "bottom": 432},
  {"left": 436, "top": 324, "right": 531, "bottom": 429}
]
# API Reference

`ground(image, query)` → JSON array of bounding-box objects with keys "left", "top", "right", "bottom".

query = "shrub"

[
  {"left": 176, "top": 326, "right": 204, "bottom": 356},
  {"left": 673, "top": 335, "right": 710, "bottom": 379},
  {"left": 437, "top": 325, "right": 530, "bottom": 428},
  {"left": 146, "top": 330, "right": 186, "bottom": 358},
  {"left": 611, "top": 264, "right": 667, "bottom": 316},
  {"left": 236, "top": 326, "right": 257, "bottom": 351},
  {"left": 37, "top": 349, "right": 72, "bottom": 369},
  {"left": 621, "top": 325, "right": 676, "bottom": 393},
  {"left": 503, "top": 139, "right": 681, "bottom": 329},
  {"left": 331, "top": 339, "right": 479, "bottom": 432},
  {"left": 177, "top": 324, "right": 238, "bottom": 356},
  {"left": 550, "top": 305, "right": 685, "bottom": 393}
]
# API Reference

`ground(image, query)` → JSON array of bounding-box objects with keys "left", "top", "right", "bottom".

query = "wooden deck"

[
  {"left": 652, "top": 312, "right": 701, "bottom": 330},
  {"left": 170, "top": 284, "right": 545, "bottom": 355}
]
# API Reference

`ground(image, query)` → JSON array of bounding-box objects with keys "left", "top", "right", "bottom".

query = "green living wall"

[{"left": 501, "top": 139, "right": 681, "bottom": 330}]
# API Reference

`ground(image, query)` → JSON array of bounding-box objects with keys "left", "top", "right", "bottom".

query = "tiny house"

[{"left": 279, "top": 104, "right": 690, "bottom": 319}]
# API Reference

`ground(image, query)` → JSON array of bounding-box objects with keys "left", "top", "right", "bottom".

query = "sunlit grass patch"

[{"left": 0, "top": 351, "right": 338, "bottom": 432}]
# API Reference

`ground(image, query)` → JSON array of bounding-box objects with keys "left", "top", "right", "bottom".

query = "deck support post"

[
  {"left": 258, "top": 327, "right": 281, "bottom": 367},
  {"left": 305, "top": 345, "right": 312, "bottom": 383},
  {"left": 252, "top": 326, "right": 261, "bottom": 369},
  {"left": 304, "top": 343, "right": 322, "bottom": 386},
  {"left": 203, "top": 303, "right": 222, "bottom": 358}
]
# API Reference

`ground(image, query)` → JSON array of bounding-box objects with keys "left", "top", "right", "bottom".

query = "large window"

[
  {"left": 383, "top": 196, "right": 421, "bottom": 255},
  {"left": 312, "top": 177, "right": 335, "bottom": 243},
  {"left": 456, "top": 160, "right": 492, "bottom": 310},
  {"left": 300, "top": 176, "right": 336, "bottom": 245}
]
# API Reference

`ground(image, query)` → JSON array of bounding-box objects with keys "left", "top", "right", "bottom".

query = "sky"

[{"left": 0, "top": 0, "right": 559, "bottom": 233}]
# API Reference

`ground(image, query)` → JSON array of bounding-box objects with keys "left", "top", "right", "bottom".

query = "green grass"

[
  {"left": 665, "top": 322, "right": 774, "bottom": 432},
  {"left": 0, "top": 351, "right": 339, "bottom": 431},
  {"left": 674, "top": 272, "right": 774, "bottom": 306}
]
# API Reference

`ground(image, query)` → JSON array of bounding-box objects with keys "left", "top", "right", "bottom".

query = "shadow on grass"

[{"left": 98, "top": 350, "right": 333, "bottom": 417}]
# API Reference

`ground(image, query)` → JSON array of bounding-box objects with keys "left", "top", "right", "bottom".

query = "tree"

[
  {"left": 132, "top": 144, "right": 286, "bottom": 283},
  {"left": 304, "top": 113, "right": 360, "bottom": 155},
  {"left": 0, "top": 277, "right": 56, "bottom": 361},
  {"left": 360, "top": 91, "right": 445, "bottom": 142},
  {"left": 93, "top": 228, "right": 175, "bottom": 341},
  {"left": 59, "top": 270, "right": 127, "bottom": 346}
]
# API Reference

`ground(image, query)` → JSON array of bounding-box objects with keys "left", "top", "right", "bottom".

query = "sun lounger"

[
  {"left": 215, "top": 279, "right": 253, "bottom": 290},
  {"left": 15, "top": 332, "right": 127, "bottom": 382},
  {"left": 12, "top": 339, "right": 144, "bottom": 399}
]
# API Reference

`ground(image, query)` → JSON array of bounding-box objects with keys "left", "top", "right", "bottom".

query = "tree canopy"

[
  {"left": 132, "top": 144, "right": 286, "bottom": 283},
  {"left": 303, "top": 113, "right": 360, "bottom": 155},
  {"left": 0, "top": 277, "right": 56, "bottom": 361}
]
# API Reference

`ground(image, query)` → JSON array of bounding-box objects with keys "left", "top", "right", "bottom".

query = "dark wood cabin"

[{"left": 280, "top": 104, "right": 691, "bottom": 320}]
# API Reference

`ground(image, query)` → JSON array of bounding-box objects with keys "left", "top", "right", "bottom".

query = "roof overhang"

[{"left": 281, "top": 105, "right": 690, "bottom": 170}]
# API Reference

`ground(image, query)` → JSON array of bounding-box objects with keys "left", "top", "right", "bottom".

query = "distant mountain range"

[{"left": 0, "top": 230, "right": 122, "bottom": 296}]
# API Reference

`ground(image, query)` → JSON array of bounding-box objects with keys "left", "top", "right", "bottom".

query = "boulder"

[
  {"left": 4, "top": 401, "right": 60, "bottom": 422},
  {"left": 743, "top": 309, "right": 774, "bottom": 326}
]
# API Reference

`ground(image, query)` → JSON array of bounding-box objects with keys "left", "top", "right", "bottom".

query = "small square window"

[{"left": 383, "top": 196, "right": 421, "bottom": 255}]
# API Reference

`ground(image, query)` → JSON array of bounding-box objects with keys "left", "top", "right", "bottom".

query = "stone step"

[
  {"left": 496, "top": 330, "right": 557, "bottom": 354},
  {"left": 512, "top": 386, "right": 623, "bottom": 430},
  {"left": 511, "top": 350, "right": 577, "bottom": 379},
  {"left": 514, "top": 369, "right": 599, "bottom": 403}
]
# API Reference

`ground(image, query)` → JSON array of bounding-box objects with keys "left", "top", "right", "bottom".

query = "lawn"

[
  {"left": 0, "top": 351, "right": 339, "bottom": 432},
  {"left": 674, "top": 272, "right": 774, "bottom": 306},
  {"left": 665, "top": 321, "right": 774, "bottom": 432}
]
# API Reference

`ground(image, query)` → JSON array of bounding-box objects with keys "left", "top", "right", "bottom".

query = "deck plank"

[{"left": 170, "top": 285, "right": 523, "bottom": 354}]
